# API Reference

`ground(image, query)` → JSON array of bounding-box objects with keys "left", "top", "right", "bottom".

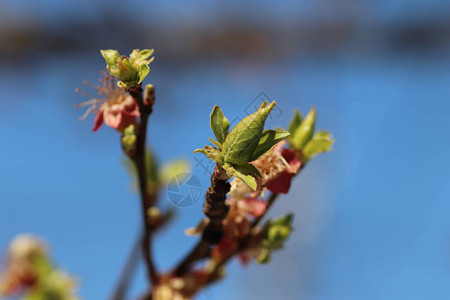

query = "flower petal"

[
  {"left": 281, "top": 148, "right": 301, "bottom": 173},
  {"left": 92, "top": 111, "right": 104, "bottom": 132},
  {"left": 266, "top": 171, "right": 293, "bottom": 194},
  {"left": 243, "top": 197, "right": 267, "bottom": 217}
]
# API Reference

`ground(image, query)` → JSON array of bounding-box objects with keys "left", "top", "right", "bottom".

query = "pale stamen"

[{"left": 75, "top": 74, "right": 129, "bottom": 122}]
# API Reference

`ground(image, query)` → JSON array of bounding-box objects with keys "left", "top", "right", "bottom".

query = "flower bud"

[{"left": 121, "top": 125, "right": 137, "bottom": 157}]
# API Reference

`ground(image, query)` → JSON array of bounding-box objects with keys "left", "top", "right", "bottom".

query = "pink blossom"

[
  {"left": 76, "top": 74, "right": 140, "bottom": 132},
  {"left": 253, "top": 140, "right": 301, "bottom": 194},
  {"left": 242, "top": 197, "right": 267, "bottom": 217},
  {"left": 93, "top": 95, "right": 139, "bottom": 132}
]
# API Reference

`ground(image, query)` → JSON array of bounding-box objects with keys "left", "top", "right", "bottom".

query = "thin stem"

[
  {"left": 251, "top": 192, "right": 279, "bottom": 227},
  {"left": 109, "top": 232, "right": 141, "bottom": 300},
  {"left": 173, "top": 240, "right": 210, "bottom": 276},
  {"left": 128, "top": 84, "right": 158, "bottom": 285}
]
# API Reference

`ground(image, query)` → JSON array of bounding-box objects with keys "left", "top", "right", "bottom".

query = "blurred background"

[{"left": 1, "top": 0, "right": 449, "bottom": 299}]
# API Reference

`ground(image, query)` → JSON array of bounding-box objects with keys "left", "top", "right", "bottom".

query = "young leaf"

[
  {"left": 138, "top": 64, "right": 150, "bottom": 83},
  {"left": 222, "top": 101, "right": 276, "bottom": 166},
  {"left": 223, "top": 163, "right": 257, "bottom": 190},
  {"left": 194, "top": 146, "right": 224, "bottom": 165},
  {"left": 210, "top": 106, "right": 230, "bottom": 144},
  {"left": 117, "top": 59, "right": 136, "bottom": 81},
  {"left": 265, "top": 213, "right": 294, "bottom": 249},
  {"left": 100, "top": 49, "right": 153, "bottom": 88},
  {"left": 249, "top": 129, "right": 290, "bottom": 161},
  {"left": 270, "top": 213, "right": 293, "bottom": 227},
  {"left": 234, "top": 163, "right": 262, "bottom": 178},
  {"left": 303, "top": 131, "right": 334, "bottom": 161},
  {"left": 100, "top": 49, "right": 120, "bottom": 68},
  {"left": 209, "top": 137, "right": 222, "bottom": 149},
  {"left": 256, "top": 248, "right": 271, "bottom": 264},
  {"left": 130, "top": 49, "right": 154, "bottom": 67},
  {"left": 288, "top": 109, "right": 302, "bottom": 137},
  {"left": 290, "top": 107, "right": 316, "bottom": 150}
]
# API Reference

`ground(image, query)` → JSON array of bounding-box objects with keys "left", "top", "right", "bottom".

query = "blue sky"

[{"left": 0, "top": 1, "right": 449, "bottom": 299}]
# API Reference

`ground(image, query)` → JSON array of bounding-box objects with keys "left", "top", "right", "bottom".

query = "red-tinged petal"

[
  {"left": 92, "top": 111, "right": 104, "bottom": 132},
  {"left": 104, "top": 108, "right": 139, "bottom": 132},
  {"left": 103, "top": 110, "right": 123, "bottom": 130},
  {"left": 266, "top": 171, "right": 293, "bottom": 194},
  {"left": 243, "top": 197, "right": 267, "bottom": 217},
  {"left": 123, "top": 96, "right": 141, "bottom": 117},
  {"left": 281, "top": 148, "right": 301, "bottom": 173}
]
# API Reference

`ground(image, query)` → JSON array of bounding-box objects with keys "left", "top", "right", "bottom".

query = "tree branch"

[
  {"left": 251, "top": 192, "right": 279, "bottom": 227},
  {"left": 128, "top": 84, "right": 158, "bottom": 285},
  {"left": 109, "top": 231, "right": 141, "bottom": 300},
  {"left": 172, "top": 166, "right": 230, "bottom": 276}
]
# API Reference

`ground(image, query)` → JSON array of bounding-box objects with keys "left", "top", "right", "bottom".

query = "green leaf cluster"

[
  {"left": 257, "top": 213, "right": 294, "bottom": 264},
  {"left": 100, "top": 49, "right": 154, "bottom": 88},
  {"left": 194, "top": 102, "right": 289, "bottom": 190},
  {"left": 288, "top": 108, "right": 334, "bottom": 162},
  {"left": 22, "top": 255, "right": 79, "bottom": 300}
]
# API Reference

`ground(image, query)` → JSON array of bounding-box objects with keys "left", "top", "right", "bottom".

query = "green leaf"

[
  {"left": 100, "top": 49, "right": 120, "bottom": 68},
  {"left": 130, "top": 49, "right": 154, "bottom": 67},
  {"left": 31, "top": 255, "right": 53, "bottom": 278},
  {"left": 303, "top": 131, "right": 334, "bottom": 161},
  {"left": 265, "top": 213, "right": 294, "bottom": 249},
  {"left": 235, "top": 163, "right": 262, "bottom": 178},
  {"left": 271, "top": 213, "right": 294, "bottom": 227},
  {"left": 210, "top": 106, "right": 230, "bottom": 144},
  {"left": 290, "top": 107, "right": 316, "bottom": 150},
  {"left": 249, "top": 129, "right": 290, "bottom": 161},
  {"left": 209, "top": 137, "right": 222, "bottom": 149},
  {"left": 222, "top": 101, "right": 276, "bottom": 165},
  {"left": 24, "top": 291, "right": 46, "bottom": 300},
  {"left": 288, "top": 109, "right": 302, "bottom": 137},
  {"left": 138, "top": 64, "right": 150, "bottom": 83},
  {"left": 138, "top": 49, "right": 154, "bottom": 58},
  {"left": 123, "top": 59, "right": 138, "bottom": 80},
  {"left": 194, "top": 146, "right": 224, "bottom": 165},
  {"left": 223, "top": 163, "right": 257, "bottom": 190},
  {"left": 256, "top": 248, "right": 271, "bottom": 264}
]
